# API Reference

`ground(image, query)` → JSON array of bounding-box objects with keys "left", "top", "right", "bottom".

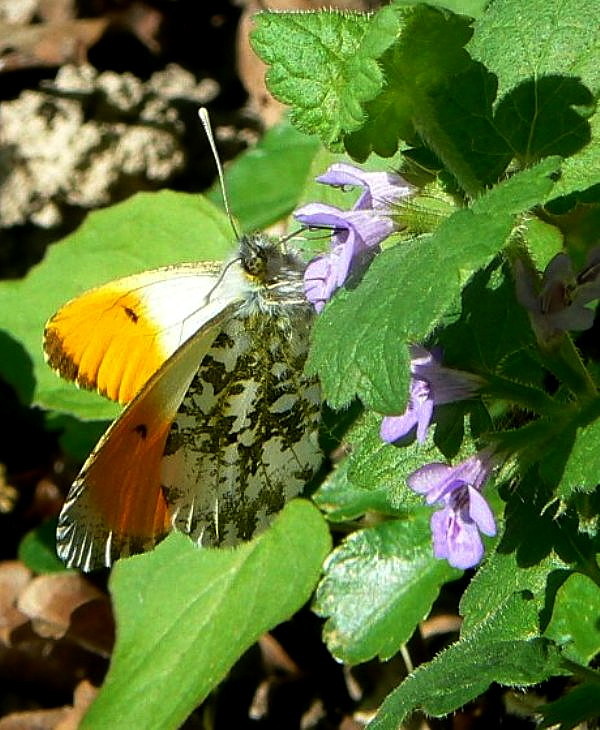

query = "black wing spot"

[
  {"left": 134, "top": 424, "right": 148, "bottom": 439},
  {"left": 124, "top": 306, "right": 139, "bottom": 323}
]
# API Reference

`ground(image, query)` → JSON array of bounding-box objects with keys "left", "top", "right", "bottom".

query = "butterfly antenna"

[{"left": 198, "top": 107, "right": 241, "bottom": 240}]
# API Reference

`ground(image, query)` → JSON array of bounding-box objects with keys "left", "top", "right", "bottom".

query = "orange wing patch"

[
  {"left": 57, "top": 392, "right": 173, "bottom": 570},
  {"left": 44, "top": 284, "right": 169, "bottom": 404}
]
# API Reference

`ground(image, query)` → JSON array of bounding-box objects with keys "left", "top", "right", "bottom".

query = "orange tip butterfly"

[{"left": 44, "top": 109, "right": 321, "bottom": 571}]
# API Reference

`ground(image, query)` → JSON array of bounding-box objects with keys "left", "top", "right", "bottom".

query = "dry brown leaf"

[
  {"left": 0, "top": 679, "right": 99, "bottom": 730},
  {"left": 0, "top": 18, "right": 109, "bottom": 72},
  {"left": 37, "top": 0, "right": 76, "bottom": 24},
  {"left": 54, "top": 680, "right": 98, "bottom": 730},
  {"left": 67, "top": 597, "right": 115, "bottom": 658},
  {"left": 28, "top": 478, "right": 63, "bottom": 522},
  {"left": 0, "top": 463, "right": 18, "bottom": 513},
  {"left": 110, "top": 1, "right": 164, "bottom": 54},
  {"left": 259, "top": 632, "right": 302, "bottom": 676},
  {"left": 236, "top": 2, "right": 287, "bottom": 127},
  {"left": 0, "top": 561, "right": 32, "bottom": 644},
  {"left": 16, "top": 573, "right": 104, "bottom": 640},
  {"left": 0, "top": 709, "right": 71, "bottom": 730},
  {"left": 420, "top": 612, "right": 462, "bottom": 639}
]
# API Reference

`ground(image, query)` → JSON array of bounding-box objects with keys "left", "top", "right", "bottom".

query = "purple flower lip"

[
  {"left": 295, "top": 163, "right": 414, "bottom": 312},
  {"left": 380, "top": 346, "right": 483, "bottom": 445},
  {"left": 407, "top": 449, "right": 498, "bottom": 570}
]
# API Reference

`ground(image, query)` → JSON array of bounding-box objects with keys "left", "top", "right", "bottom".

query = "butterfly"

[{"left": 44, "top": 232, "right": 322, "bottom": 571}]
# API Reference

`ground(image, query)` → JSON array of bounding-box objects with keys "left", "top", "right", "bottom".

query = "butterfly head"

[{"left": 238, "top": 233, "right": 308, "bottom": 309}]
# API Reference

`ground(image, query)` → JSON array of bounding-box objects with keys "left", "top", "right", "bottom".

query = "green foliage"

[
  {"left": 82, "top": 501, "right": 331, "bottom": 729},
  {"left": 2, "top": 0, "right": 599, "bottom": 726},
  {"left": 314, "top": 515, "right": 459, "bottom": 664},
  {"left": 18, "top": 521, "right": 65, "bottom": 574},
  {"left": 545, "top": 573, "right": 600, "bottom": 664},
  {"left": 252, "top": 11, "right": 379, "bottom": 148},
  {"left": 371, "top": 619, "right": 564, "bottom": 728},
  {"left": 539, "top": 682, "right": 600, "bottom": 729}
]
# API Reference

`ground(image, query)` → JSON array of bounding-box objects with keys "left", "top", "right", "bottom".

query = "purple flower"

[
  {"left": 315, "top": 162, "right": 413, "bottom": 211},
  {"left": 295, "top": 164, "right": 413, "bottom": 312},
  {"left": 407, "top": 450, "right": 497, "bottom": 570},
  {"left": 515, "top": 248, "right": 600, "bottom": 343},
  {"left": 380, "top": 346, "right": 483, "bottom": 444}
]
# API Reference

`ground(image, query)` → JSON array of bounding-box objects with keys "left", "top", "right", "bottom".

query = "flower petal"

[
  {"left": 407, "top": 462, "right": 455, "bottom": 501},
  {"left": 414, "top": 396, "right": 434, "bottom": 443},
  {"left": 447, "top": 517, "right": 484, "bottom": 570},
  {"left": 316, "top": 163, "right": 413, "bottom": 210},
  {"left": 380, "top": 412, "right": 418, "bottom": 443},
  {"left": 466, "top": 486, "right": 496, "bottom": 536},
  {"left": 432, "top": 506, "right": 485, "bottom": 569},
  {"left": 294, "top": 203, "right": 354, "bottom": 236},
  {"left": 303, "top": 255, "right": 335, "bottom": 313},
  {"left": 294, "top": 204, "right": 392, "bottom": 251},
  {"left": 409, "top": 346, "right": 482, "bottom": 405},
  {"left": 430, "top": 508, "right": 451, "bottom": 560}
]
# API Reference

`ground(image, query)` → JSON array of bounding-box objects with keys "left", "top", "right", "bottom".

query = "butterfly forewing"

[{"left": 44, "top": 262, "right": 235, "bottom": 404}]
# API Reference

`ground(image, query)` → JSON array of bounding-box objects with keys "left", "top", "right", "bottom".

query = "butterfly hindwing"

[
  {"left": 161, "top": 308, "right": 321, "bottom": 546},
  {"left": 56, "top": 301, "right": 240, "bottom": 570}
]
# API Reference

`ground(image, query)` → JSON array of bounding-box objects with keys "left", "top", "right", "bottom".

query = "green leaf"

[
  {"left": 558, "top": 405, "right": 600, "bottom": 498},
  {"left": 438, "top": 262, "right": 535, "bottom": 374},
  {"left": 460, "top": 547, "right": 567, "bottom": 637},
  {"left": 251, "top": 10, "right": 378, "bottom": 148},
  {"left": 345, "top": 6, "right": 480, "bottom": 192},
  {"left": 468, "top": 0, "right": 599, "bottom": 166},
  {"left": 343, "top": 4, "right": 509, "bottom": 195},
  {"left": 45, "top": 413, "right": 108, "bottom": 462},
  {"left": 553, "top": 109, "right": 600, "bottom": 200},
  {"left": 540, "top": 682, "right": 600, "bottom": 730},
  {"left": 18, "top": 520, "right": 65, "bottom": 574},
  {"left": 314, "top": 516, "right": 459, "bottom": 664},
  {"left": 468, "top": 0, "right": 600, "bottom": 100},
  {"left": 309, "top": 159, "right": 559, "bottom": 411},
  {"left": 522, "top": 217, "right": 565, "bottom": 270},
  {"left": 488, "top": 469, "right": 598, "bottom": 580},
  {"left": 82, "top": 500, "right": 331, "bottom": 730},
  {"left": 312, "top": 458, "right": 400, "bottom": 523},
  {"left": 0, "top": 329, "right": 35, "bottom": 405},
  {"left": 0, "top": 192, "right": 233, "bottom": 420},
  {"left": 207, "top": 118, "right": 320, "bottom": 232},
  {"left": 388, "top": 0, "right": 487, "bottom": 18},
  {"left": 544, "top": 573, "right": 600, "bottom": 664},
  {"left": 429, "top": 61, "right": 512, "bottom": 187},
  {"left": 343, "top": 413, "right": 441, "bottom": 507},
  {"left": 369, "top": 594, "right": 564, "bottom": 729}
]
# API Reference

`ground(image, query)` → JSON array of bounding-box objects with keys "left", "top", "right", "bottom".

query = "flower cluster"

[
  {"left": 296, "top": 163, "right": 496, "bottom": 571},
  {"left": 294, "top": 163, "right": 413, "bottom": 312},
  {"left": 381, "top": 345, "right": 495, "bottom": 570}
]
